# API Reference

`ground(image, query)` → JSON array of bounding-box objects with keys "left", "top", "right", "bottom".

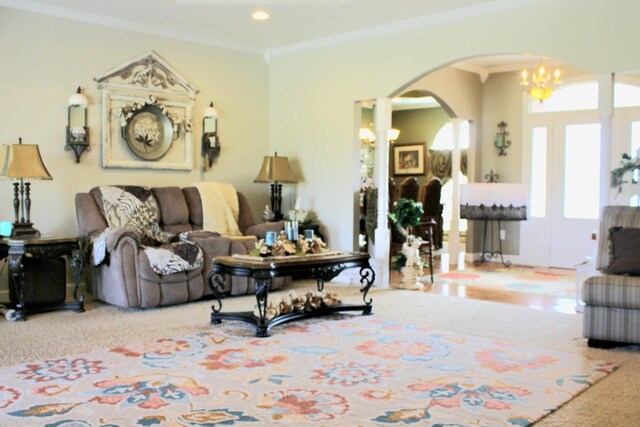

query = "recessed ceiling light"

[{"left": 252, "top": 10, "right": 270, "bottom": 21}]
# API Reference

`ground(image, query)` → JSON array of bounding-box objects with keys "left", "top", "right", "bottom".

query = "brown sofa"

[{"left": 75, "top": 185, "right": 289, "bottom": 308}]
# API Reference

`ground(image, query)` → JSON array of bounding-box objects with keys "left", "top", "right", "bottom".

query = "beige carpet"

[{"left": 1, "top": 281, "right": 639, "bottom": 426}]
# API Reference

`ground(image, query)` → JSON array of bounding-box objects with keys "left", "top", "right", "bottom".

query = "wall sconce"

[
  {"left": 387, "top": 128, "right": 400, "bottom": 143},
  {"left": 359, "top": 128, "right": 375, "bottom": 147},
  {"left": 359, "top": 128, "right": 400, "bottom": 145},
  {"left": 65, "top": 86, "right": 90, "bottom": 163},
  {"left": 494, "top": 121, "right": 511, "bottom": 156},
  {"left": 202, "top": 102, "right": 220, "bottom": 170},
  {"left": 0, "top": 137, "right": 53, "bottom": 237}
]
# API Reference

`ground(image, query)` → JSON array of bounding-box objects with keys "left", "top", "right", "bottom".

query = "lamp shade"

[
  {"left": 254, "top": 154, "right": 297, "bottom": 183},
  {"left": 387, "top": 128, "right": 400, "bottom": 142},
  {"left": 68, "top": 86, "right": 88, "bottom": 107},
  {"left": 0, "top": 143, "right": 53, "bottom": 180}
]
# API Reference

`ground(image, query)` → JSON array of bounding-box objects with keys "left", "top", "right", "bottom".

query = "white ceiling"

[{"left": 1, "top": 0, "right": 547, "bottom": 54}]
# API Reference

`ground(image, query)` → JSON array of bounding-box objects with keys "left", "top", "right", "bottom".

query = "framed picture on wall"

[{"left": 393, "top": 143, "right": 425, "bottom": 175}]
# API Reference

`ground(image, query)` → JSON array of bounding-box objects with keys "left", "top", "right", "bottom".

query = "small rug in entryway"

[
  {"left": 436, "top": 264, "right": 578, "bottom": 298},
  {"left": 0, "top": 315, "right": 615, "bottom": 426}
]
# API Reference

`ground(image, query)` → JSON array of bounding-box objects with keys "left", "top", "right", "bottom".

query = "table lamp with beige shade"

[
  {"left": 253, "top": 152, "right": 297, "bottom": 221},
  {"left": 0, "top": 138, "right": 53, "bottom": 237}
]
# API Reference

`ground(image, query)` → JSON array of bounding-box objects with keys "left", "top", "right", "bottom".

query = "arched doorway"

[{"left": 356, "top": 54, "right": 638, "bottom": 280}]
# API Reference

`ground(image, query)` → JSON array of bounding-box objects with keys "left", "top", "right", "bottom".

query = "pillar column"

[{"left": 372, "top": 98, "right": 392, "bottom": 287}]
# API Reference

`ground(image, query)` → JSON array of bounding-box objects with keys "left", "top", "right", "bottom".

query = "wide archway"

[{"left": 355, "top": 53, "right": 630, "bottom": 280}]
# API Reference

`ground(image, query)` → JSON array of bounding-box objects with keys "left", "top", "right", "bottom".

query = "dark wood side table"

[
  {"left": 208, "top": 252, "right": 375, "bottom": 337},
  {"left": 0, "top": 236, "right": 84, "bottom": 321}
]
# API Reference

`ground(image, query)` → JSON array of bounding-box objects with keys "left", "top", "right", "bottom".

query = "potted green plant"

[
  {"left": 389, "top": 198, "right": 426, "bottom": 290},
  {"left": 611, "top": 152, "right": 640, "bottom": 194}
]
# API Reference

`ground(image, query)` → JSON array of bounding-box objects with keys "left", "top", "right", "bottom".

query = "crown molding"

[
  {"left": 1, "top": 0, "right": 551, "bottom": 59},
  {"left": 451, "top": 61, "right": 491, "bottom": 84},
  {"left": 0, "top": 0, "right": 264, "bottom": 55},
  {"left": 270, "top": 0, "right": 551, "bottom": 57},
  {"left": 173, "top": 0, "right": 355, "bottom": 4}
]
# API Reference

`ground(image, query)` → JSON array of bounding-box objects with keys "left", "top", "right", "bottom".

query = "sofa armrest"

[
  {"left": 186, "top": 234, "right": 232, "bottom": 259},
  {"left": 244, "top": 221, "right": 284, "bottom": 239},
  {"left": 106, "top": 228, "right": 141, "bottom": 252}
]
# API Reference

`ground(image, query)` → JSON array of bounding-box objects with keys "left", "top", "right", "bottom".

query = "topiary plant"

[{"left": 389, "top": 198, "right": 424, "bottom": 234}]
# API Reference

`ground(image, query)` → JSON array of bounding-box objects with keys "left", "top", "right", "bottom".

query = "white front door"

[{"left": 521, "top": 112, "right": 601, "bottom": 268}]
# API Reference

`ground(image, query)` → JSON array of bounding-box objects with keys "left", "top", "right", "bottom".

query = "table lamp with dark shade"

[
  {"left": 0, "top": 138, "right": 53, "bottom": 237},
  {"left": 253, "top": 152, "right": 297, "bottom": 220}
]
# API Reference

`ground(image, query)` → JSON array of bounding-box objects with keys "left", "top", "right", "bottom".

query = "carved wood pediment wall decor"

[{"left": 95, "top": 51, "right": 198, "bottom": 170}]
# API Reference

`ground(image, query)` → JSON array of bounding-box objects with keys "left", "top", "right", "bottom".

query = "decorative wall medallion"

[
  {"left": 123, "top": 105, "right": 173, "bottom": 160},
  {"left": 95, "top": 51, "right": 198, "bottom": 170}
]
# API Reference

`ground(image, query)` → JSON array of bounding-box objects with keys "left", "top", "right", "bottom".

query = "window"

[
  {"left": 431, "top": 121, "right": 470, "bottom": 232},
  {"left": 530, "top": 82, "right": 598, "bottom": 113},
  {"left": 431, "top": 121, "right": 470, "bottom": 150},
  {"left": 614, "top": 83, "right": 640, "bottom": 108},
  {"left": 530, "top": 127, "right": 548, "bottom": 217},
  {"left": 564, "top": 124, "right": 601, "bottom": 219}
]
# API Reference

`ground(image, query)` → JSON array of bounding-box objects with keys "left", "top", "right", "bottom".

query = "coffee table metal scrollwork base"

[{"left": 208, "top": 252, "right": 375, "bottom": 337}]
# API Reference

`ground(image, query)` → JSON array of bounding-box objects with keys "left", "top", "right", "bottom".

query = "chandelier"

[{"left": 520, "top": 64, "right": 561, "bottom": 102}]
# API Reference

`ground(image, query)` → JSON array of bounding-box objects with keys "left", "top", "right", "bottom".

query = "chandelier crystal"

[{"left": 520, "top": 64, "right": 561, "bottom": 102}]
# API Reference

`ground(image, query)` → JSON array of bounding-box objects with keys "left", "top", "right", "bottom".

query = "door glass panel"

[
  {"left": 564, "top": 124, "right": 601, "bottom": 219},
  {"left": 530, "top": 127, "right": 547, "bottom": 218}
]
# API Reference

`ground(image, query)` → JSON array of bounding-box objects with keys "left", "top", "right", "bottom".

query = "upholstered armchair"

[
  {"left": 583, "top": 205, "right": 640, "bottom": 347},
  {"left": 75, "top": 185, "right": 289, "bottom": 309}
]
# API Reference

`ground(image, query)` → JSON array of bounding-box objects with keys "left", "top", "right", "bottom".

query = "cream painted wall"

[
  {"left": 268, "top": 0, "right": 640, "bottom": 252},
  {"left": 0, "top": 7, "right": 271, "bottom": 240},
  {"left": 2, "top": 0, "right": 640, "bottom": 277}
]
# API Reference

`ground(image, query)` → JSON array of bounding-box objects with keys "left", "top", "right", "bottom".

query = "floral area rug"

[
  {"left": 0, "top": 316, "right": 615, "bottom": 426},
  {"left": 435, "top": 265, "right": 578, "bottom": 298}
]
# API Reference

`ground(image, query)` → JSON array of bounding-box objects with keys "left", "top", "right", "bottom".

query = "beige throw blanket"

[{"left": 194, "top": 182, "right": 242, "bottom": 236}]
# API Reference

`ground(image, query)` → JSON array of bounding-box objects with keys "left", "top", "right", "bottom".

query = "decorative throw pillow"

[{"left": 607, "top": 226, "right": 640, "bottom": 275}]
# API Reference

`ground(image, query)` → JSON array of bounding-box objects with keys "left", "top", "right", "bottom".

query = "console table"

[
  {"left": 0, "top": 236, "right": 84, "bottom": 321},
  {"left": 208, "top": 252, "right": 375, "bottom": 337}
]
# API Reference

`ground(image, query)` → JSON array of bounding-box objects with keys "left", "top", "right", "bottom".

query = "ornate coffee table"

[{"left": 208, "top": 252, "right": 375, "bottom": 337}]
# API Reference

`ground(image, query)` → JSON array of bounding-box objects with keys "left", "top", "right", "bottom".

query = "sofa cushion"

[
  {"left": 607, "top": 226, "right": 640, "bottom": 275},
  {"left": 596, "top": 206, "right": 640, "bottom": 269},
  {"left": 152, "top": 187, "right": 190, "bottom": 227},
  {"left": 183, "top": 187, "right": 204, "bottom": 228},
  {"left": 583, "top": 272, "right": 640, "bottom": 309}
]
